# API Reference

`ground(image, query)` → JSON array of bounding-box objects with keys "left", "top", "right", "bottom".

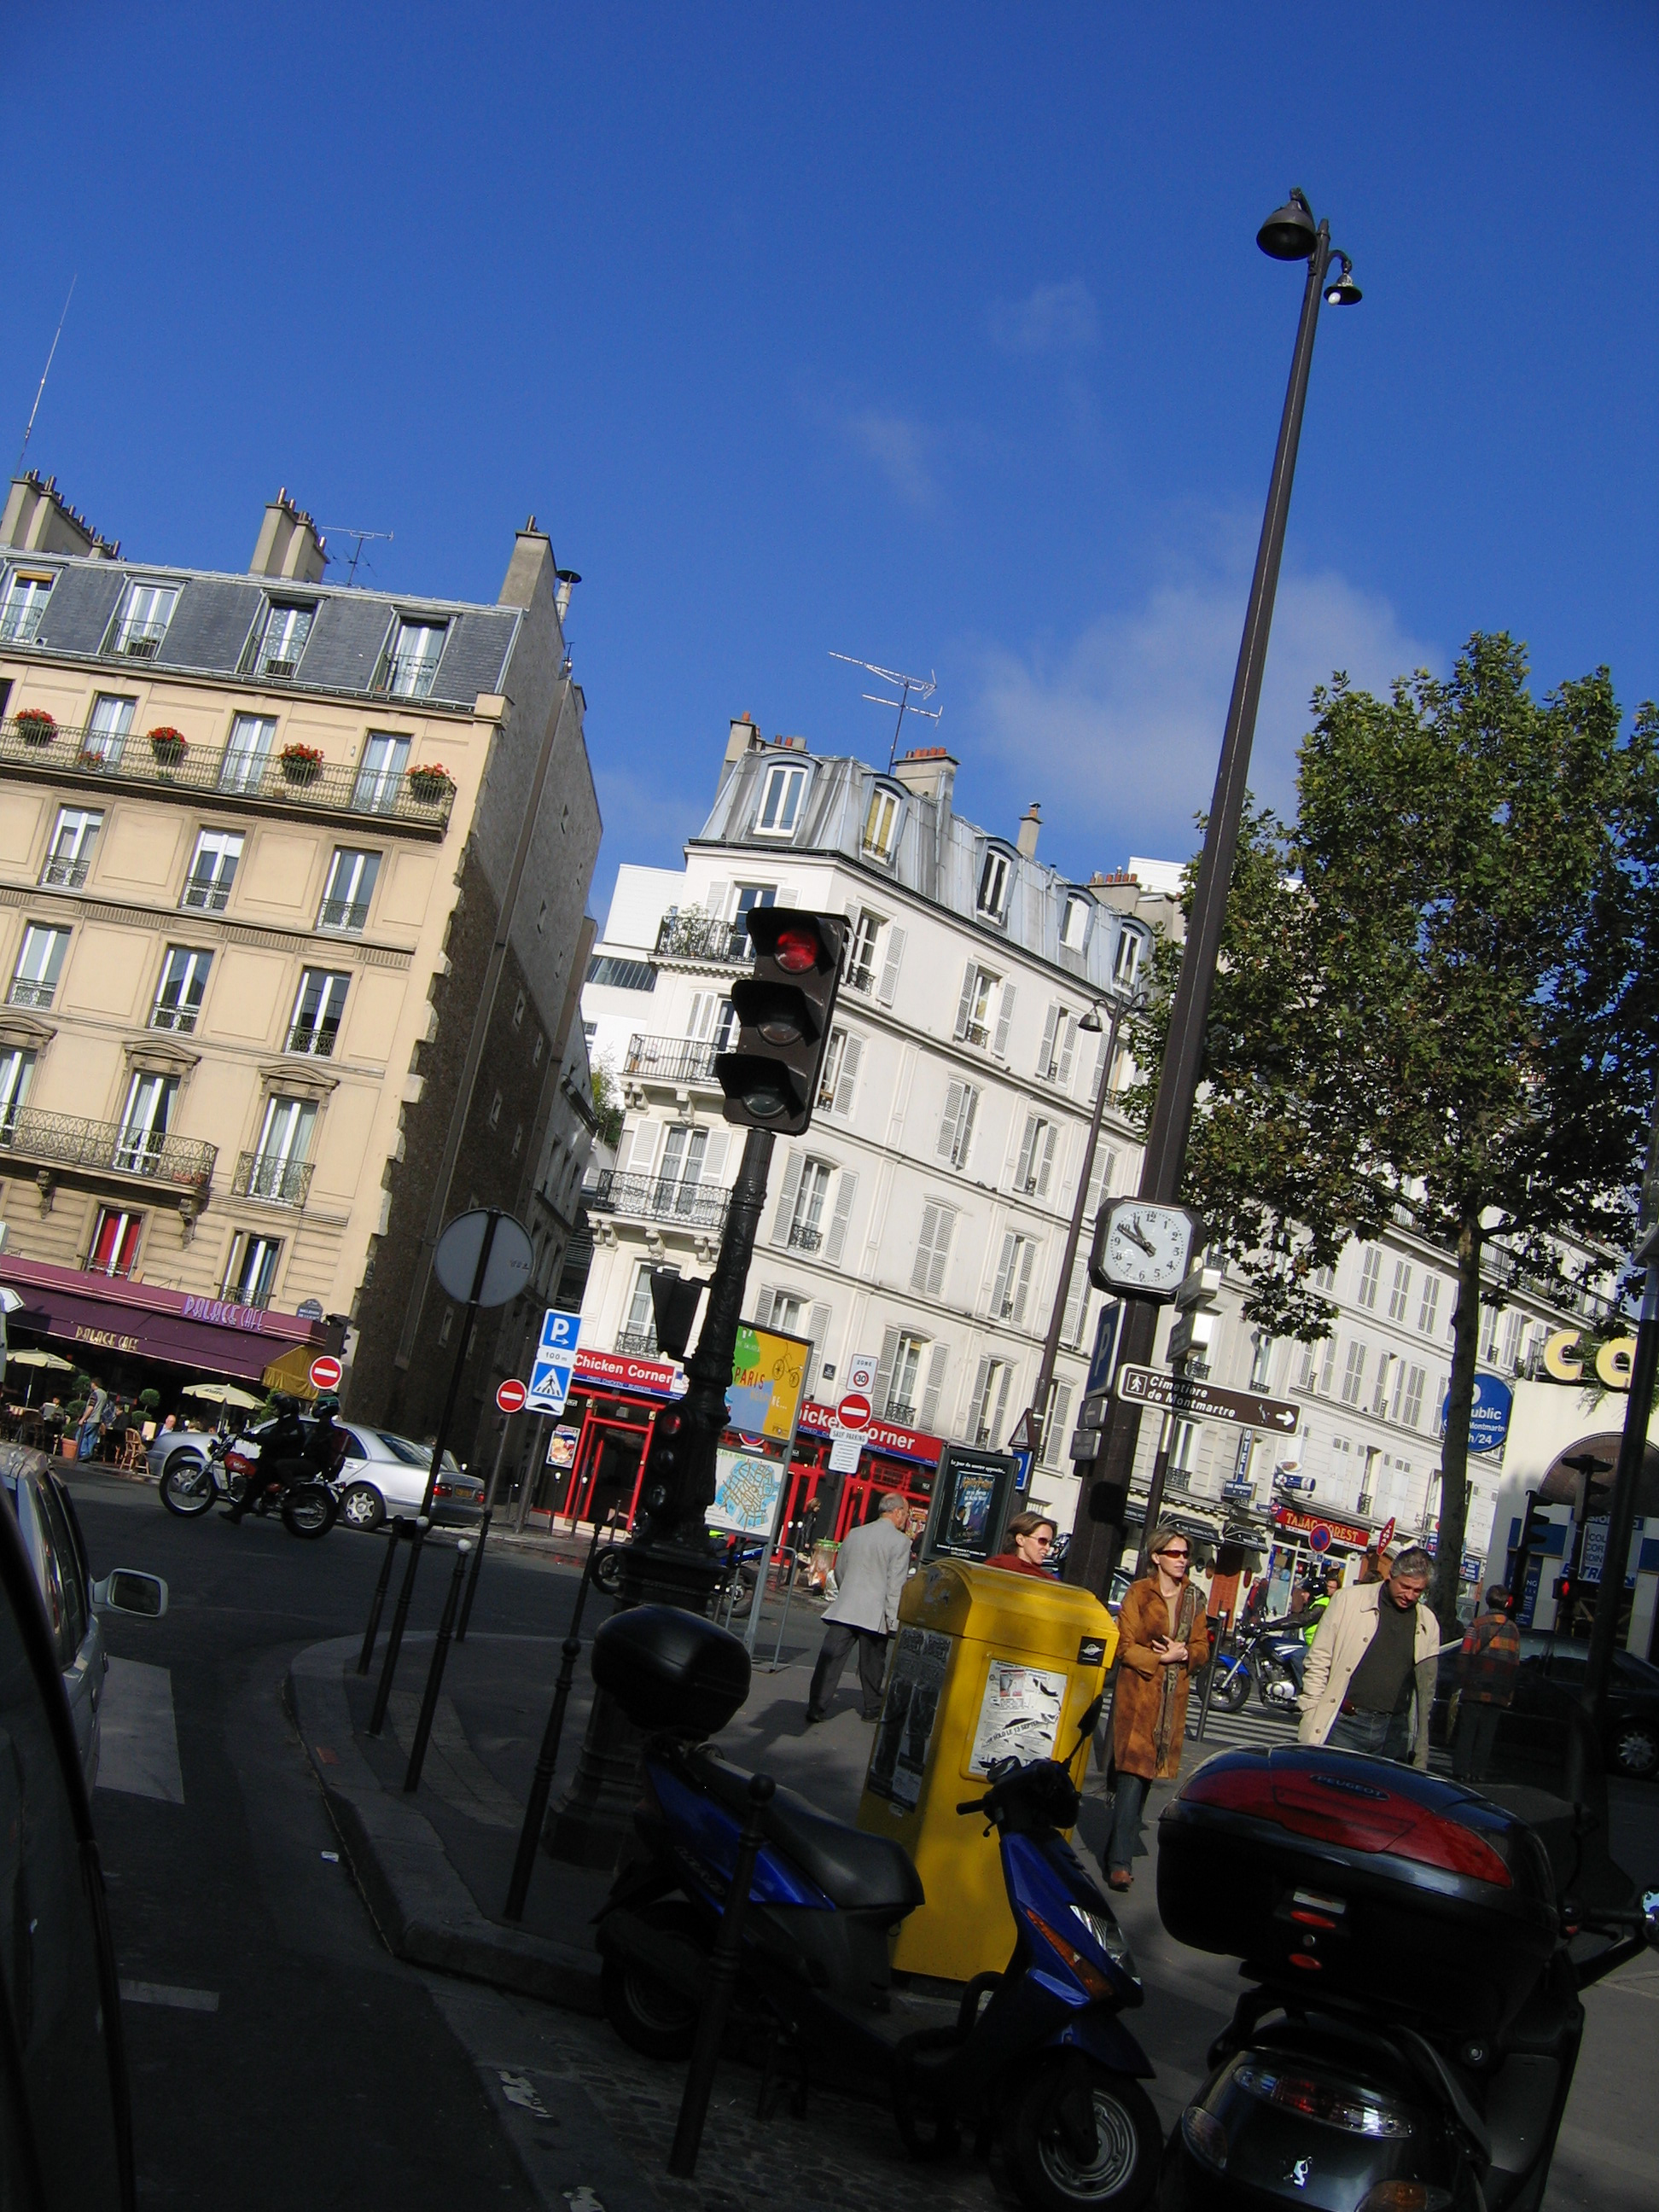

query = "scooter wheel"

[
  {"left": 601, "top": 1900, "right": 708, "bottom": 2059},
  {"left": 1002, "top": 2062, "right": 1161, "bottom": 2211}
]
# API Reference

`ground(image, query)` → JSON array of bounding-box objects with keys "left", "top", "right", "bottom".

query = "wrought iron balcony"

[
  {"left": 232, "top": 1152, "right": 314, "bottom": 1207},
  {"left": 786, "top": 1222, "right": 822, "bottom": 1252},
  {"left": 624, "top": 1033, "right": 719, "bottom": 1086},
  {"left": 0, "top": 716, "right": 455, "bottom": 836},
  {"left": 39, "top": 856, "right": 90, "bottom": 892},
  {"left": 653, "top": 908, "right": 749, "bottom": 965},
  {"left": 317, "top": 897, "right": 370, "bottom": 934},
  {"left": 885, "top": 1400, "right": 917, "bottom": 1426},
  {"left": 582, "top": 1171, "right": 730, "bottom": 1232},
  {"left": 0, "top": 1108, "right": 214, "bottom": 1194},
  {"left": 283, "top": 1022, "right": 339, "bottom": 1058},
  {"left": 614, "top": 1328, "right": 659, "bottom": 1357},
  {"left": 7, "top": 980, "right": 55, "bottom": 1009}
]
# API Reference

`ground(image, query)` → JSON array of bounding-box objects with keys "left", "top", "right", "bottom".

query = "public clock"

[{"left": 1088, "top": 1199, "right": 1203, "bottom": 1301}]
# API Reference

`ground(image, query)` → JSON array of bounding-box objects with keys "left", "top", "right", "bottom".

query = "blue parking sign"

[{"left": 527, "top": 1308, "right": 583, "bottom": 1413}]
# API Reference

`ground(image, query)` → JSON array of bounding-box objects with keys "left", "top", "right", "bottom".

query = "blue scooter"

[{"left": 592, "top": 1606, "right": 1160, "bottom": 2212}]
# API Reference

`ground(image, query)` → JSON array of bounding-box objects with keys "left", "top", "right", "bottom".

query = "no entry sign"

[
  {"left": 837, "top": 1392, "right": 872, "bottom": 1431},
  {"left": 496, "top": 1377, "right": 528, "bottom": 1415},
  {"left": 308, "top": 1355, "right": 342, "bottom": 1391}
]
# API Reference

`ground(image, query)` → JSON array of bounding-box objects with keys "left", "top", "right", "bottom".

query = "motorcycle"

[
  {"left": 1155, "top": 1727, "right": 1659, "bottom": 2210},
  {"left": 593, "top": 1606, "right": 1160, "bottom": 2212},
  {"left": 1203, "top": 1618, "right": 1308, "bottom": 1714},
  {"left": 158, "top": 1431, "right": 339, "bottom": 1540}
]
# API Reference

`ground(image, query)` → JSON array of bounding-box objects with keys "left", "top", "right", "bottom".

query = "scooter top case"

[
  {"left": 1157, "top": 1747, "right": 1557, "bottom": 2037},
  {"left": 591, "top": 1603, "right": 751, "bottom": 1737}
]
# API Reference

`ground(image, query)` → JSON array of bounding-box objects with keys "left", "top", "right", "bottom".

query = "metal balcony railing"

[
  {"left": 180, "top": 878, "right": 233, "bottom": 913},
  {"left": 885, "top": 1400, "right": 917, "bottom": 1426},
  {"left": 624, "top": 1033, "right": 719, "bottom": 1085},
  {"left": 582, "top": 1171, "right": 730, "bottom": 1232},
  {"left": 0, "top": 1108, "right": 214, "bottom": 1194},
  {"left": 786, "top": 1221, "right": 822, "bottom": 1252},
  {"left": 39, "top": 856, "right": 91, "bottom": 891},
  {"left": 0, "top": 608, "right": 45, "bottom": 646},
  {"left": 0, "top": 717, "right": 456, "bottom": 835},
  {"left": 653, "top": 908, "right": 749, "bottom": 964},
  {"left": 112, "top": 626, "right": 166, "bottom": 661},
  {"left": 283, "top": 1022, "right": 339, "bottom": 1058},
  {"left": 7, "top": 980, "right": 55, "bottom": 1009},
  {"left": 148, "top": 1004, "right": 199, "bottom": 1034},
  {"left": 232, "top": 1152, "right": 314, "bottom": 1207},
  {"left": 614, "top": 1328, "right": 659, "bottom": 1357},
  {"left": 317, "top": 897, "right": 370, "bottom": 933},
  {"left": 376, "top": 654, "right": 443, "bottom": 701}
]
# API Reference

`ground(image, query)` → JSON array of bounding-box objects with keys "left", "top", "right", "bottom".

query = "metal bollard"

[
  {"left": 668, "top": 1773, "right": 775, "bottom": 2178},
  {"left": 455, "top": 1510, "right": 491, "bottom": 1643},
  {"left": 1192, "top": 1626, "right": 1226, "bottom": 1743},
  {"left": 404, "top": 1540, "right": 473, "bottom": 1793},
  {"left": 358, "top": 1517, "right": 410, "bottom": 1675},
  {"left": 501, "top": 1518, "right": 609, "bottom": 1921},
  {"left": 765, "top": 1549, "right": 800, "bottom": 1673},
  {"left": 368, "top": 1516, "right": 428, "bottom": 1736}
]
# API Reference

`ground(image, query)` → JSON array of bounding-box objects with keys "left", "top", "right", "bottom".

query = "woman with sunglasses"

[
  {"left": 1103, "top": 1523, "right": 1209, "bottom": 1889},
  {"left": 985, "top": 1509, "right": 1059, "bottom": 1578}
]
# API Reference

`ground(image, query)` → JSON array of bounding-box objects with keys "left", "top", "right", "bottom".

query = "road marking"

[
  {"left": 498, "top": 2070, "right": 549, "bottom": 2116},
  {"left": 96, "top": 1658, "right": 183, "bottom": 1804},
  {"left": 119, "top": 1981, "right": 218, "bottom": 2012}
]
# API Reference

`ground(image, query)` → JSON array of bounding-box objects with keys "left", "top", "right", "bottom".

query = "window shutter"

[
  {"left": 620, "top": 1120, "right": 657, "bottom": 1176},
  {"left": 1056, "top": 1015, "right": 1076, "bottom": 1088},
  {"left": 1039, "top": 1003, "right": 1058, "bottom": 1078},
  {"left": 911, "top": 1203, "right": 940, "bottom": 1295},
  {"left": 937, "top": 1080, "right": 964, "bottom": 1159},
  {"left": 824, "top": 1170, "right": 857, "bottom": 1266},
  {"left": 701, "top": 1129, "right": 729, "bottom": 1185},
  {"left": 992, "top": 1232, "right": 1017, "bottom": 1318},
  {"left": 926, "top": 1209, "right": 954, "bottom": 1298},
  {"left": 956, "top": 1086, "right": 978, "bottom": 1168},
  {"left": 877, "top": 925, "right": 905, "bottom": 1006},
  {"left": 1035, "top": 1124, "right": 1057, "bottom": 1199},
  {"left": 919, "top": 1342, "right": 949, "bottom": 1432},
  {"left": 1062, "top": 1254, "right": 1089, "bottom": 1347},
  {"left": 832, "top": 1032, "right": 862, "bottom": 1117},
  {"left": 769, "top": 1151, "right": 804, "bottom": 1246},
  {"left": 992, "top": 982, "right": 1016, "bottom": 1059},
  {"left": 753, "top": 1285, "right": 777, "bottom": 1329},
  {"left": 704, "top": 879, "right": 729, "bottom": 921},
  {"left": 1045, "top": 1382, "right": 1072, "bottom": 1466},
  {"left": 805, "top": 1303, "right": 831, "bottom": 1394},
  {"left": 969, "top": 1356, "right": 990, "bottom": 1438},
  {"left": 1015, "top": 1116, "right": 1037, "bottom": 1192},
  {"left": 991, "top": 1363, "right": 1012, "bottom": 1443},
  {"left": 874, "top": 1326, "right": 901, "bottom": 1416},
  {"left": 954, "top": 961, "right": 977, "bottom": 1040},
  {"left": 1011, "top": 1239, "right": 1036, "bottom": 1326},
  {"left": 686, "top": 992, "right": 711, "bottom": 1040}
]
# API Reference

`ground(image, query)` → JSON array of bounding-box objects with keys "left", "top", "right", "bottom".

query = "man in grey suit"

[{"left": 806, "top": 1493, "right": 914, "bottom": 1723}]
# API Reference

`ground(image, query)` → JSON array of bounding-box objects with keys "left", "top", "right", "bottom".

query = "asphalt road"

[{"left": 67, "top": 1468, "right": 584, "bottom": 2212}]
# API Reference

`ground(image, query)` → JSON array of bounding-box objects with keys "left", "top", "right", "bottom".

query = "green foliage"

[
  {"left": 137, "top": 1388, "right": 161, "bottom": 1414},
  {"left": 591, "top": 1059, "right": 625, "bottom": 1153},
  {"left": 1126, "top": 635, "right": 1659, "bottom": 1630}
]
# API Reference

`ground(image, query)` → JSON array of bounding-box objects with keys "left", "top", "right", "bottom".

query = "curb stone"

[{"left": 288, "top": 1635, "right": 602, "bottom": 2013}]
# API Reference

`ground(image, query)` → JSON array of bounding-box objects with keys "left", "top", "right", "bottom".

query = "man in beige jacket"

[{"left": 1298, "top": 1546, "right": 1441, "bottom": 1768}]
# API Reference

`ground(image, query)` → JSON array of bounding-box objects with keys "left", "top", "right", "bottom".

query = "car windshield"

[{"left": 373, "top": 1430, "right": 464, "bottom": 1477}]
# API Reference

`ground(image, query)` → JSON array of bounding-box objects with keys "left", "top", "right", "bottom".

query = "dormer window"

[
  {"left": 1062, "top": 893, "right": 1092, "bottom": 951},
  {"left": 0, "top": 570, "right": 55, "bottom": 644},
  {"left": 109, "top": 581, "right": 178, "bottom": 661},
  {"left": 862, "top": 784, "right": 903, "bottom": 863},
  {"left": 255, "top": 601, "right": 315, "bottom": 679},
  {"left": 976, "top": 846, "right": 1012, "bottom": 922},
  {"left": 755, "top": 760, "right": 809, "bottom": 838},
  {"left": 1114, "top": 928, "right": 1144, "bottom": 986},
  {"left": 383, "top": 618, "right": 447, "bottom": 699}
]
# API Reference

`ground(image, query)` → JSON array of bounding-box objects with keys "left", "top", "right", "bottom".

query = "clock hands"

[{"left": 1122, "top": 1214, "right": 1158, "bottom": 1257}]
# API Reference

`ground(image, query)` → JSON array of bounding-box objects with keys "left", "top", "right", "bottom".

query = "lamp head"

[
  {"left": 1323, "top": 253, "right": 1363, "bottom": 306},
  {"left": 1257, "top": 187, "right": 1318, "bottom": 262},
  {"left": 1079, "top": 1005, "right": 1105, "bottom": 1034}
]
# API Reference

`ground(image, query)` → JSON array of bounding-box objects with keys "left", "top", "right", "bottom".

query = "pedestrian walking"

[
  {"left": 1299, "top": 1544, "right": 1440, "bottom": 1767},
  {"left": 1103, "top": 1524, "right": 1210, "bottom": 1890},
  {"left": 75, "top": 1382, "right": 108, "bottom": 1463},
  {"left": 1452, "top": 1586, "right": 1521, "bottom": 1783},
  {"left": 804, "top": 1493, "right": 913, "bottom": 1725},
  {"left": 986, "top": 1511, "right": 1059, "bottom": 1578}
]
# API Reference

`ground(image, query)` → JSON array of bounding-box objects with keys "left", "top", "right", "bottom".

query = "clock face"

[{"left": 1097, "top": 1201, "right": 1199, "bottom": 1299}]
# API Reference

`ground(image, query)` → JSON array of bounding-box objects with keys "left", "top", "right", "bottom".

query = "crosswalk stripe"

[
  {"left": 96, "top": 1658, "right": 183, "bottom": 1804},
  {"left": 119, "top": 1981, "right": 218, "bottom": 2011}
]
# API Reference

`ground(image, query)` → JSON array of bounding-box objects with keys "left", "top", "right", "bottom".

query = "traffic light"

[
  {"left": 648, "top": 1267, "right": 707, "bottom": 1360},
  {"left": 640, "top": 1406, "right": 689, "bottom": 1522},
  {"left": 1553, "top": 1571, "right": 1575, "bottom": 1607},
  {"left": 714, "top": 909, "right": 847, "bottom": 1132}
]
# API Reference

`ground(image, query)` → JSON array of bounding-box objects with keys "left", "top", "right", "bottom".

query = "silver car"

[{"left": 147, "top": 1417, "right": 484, "bottom": 1532}]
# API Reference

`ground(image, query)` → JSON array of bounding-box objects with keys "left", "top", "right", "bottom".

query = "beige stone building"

[{"left": 0, "top": 474, "right": 598, "bottom": 1449}]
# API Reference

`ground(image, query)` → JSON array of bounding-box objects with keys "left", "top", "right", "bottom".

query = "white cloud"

[
  {"left": 843, "top": 408, "right": 938, "bottom": 509},
  {"left": 970, "top": 521, "right": 1441, "bottom": 861},
  {"left": 988, "top": 280, "right": 1100, "bottom": 356}
]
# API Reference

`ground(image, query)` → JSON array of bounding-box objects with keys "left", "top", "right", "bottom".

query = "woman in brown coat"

[{"left": 1104, "top": 1524, "right": 1210, "bottom": 1889}]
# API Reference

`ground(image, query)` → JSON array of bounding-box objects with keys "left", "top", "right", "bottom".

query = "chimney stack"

[
  {"left": 2, "top": 472, "right": 117, "bottom": 559},
  {"left": 892, "top": 744, "right": 958, "bottom": 809},
  {"left": 1016, "top": 802, "right": 1042, "bottom": 859},
  {"left": 249, "top": 488, "right": 327, "bottom": 584}
]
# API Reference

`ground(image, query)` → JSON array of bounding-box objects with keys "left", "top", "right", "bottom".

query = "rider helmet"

[{"left": 312, "top": 1391, "right": 341, "bottom": 1418}]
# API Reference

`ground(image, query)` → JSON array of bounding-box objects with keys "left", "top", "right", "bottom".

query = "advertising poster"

[
  {"left": 969, "top": 1659, "right": 1067, "bottom": 1772},
  {"left": 707, "top": 1447, "right": 786, "bottom": 1536},
  {"left": 866, "top": 1627, "right": 952, "bottom": 1810},
  {"left": 725, "top": 1323, "right": 810, "bottom": 1443},
  {"left": 924, "top": 1445, "right": 1016, "bottom": 1563},
  {"left": 546, "top": 1425, "right": 580, "bottom": 1471}
]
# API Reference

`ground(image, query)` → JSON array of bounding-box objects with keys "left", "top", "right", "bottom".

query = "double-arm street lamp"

[{"left": 1064, "top": 189, "right": 1362, "bottom": 1595}]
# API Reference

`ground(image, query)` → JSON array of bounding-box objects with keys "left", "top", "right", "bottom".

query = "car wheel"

[
  {"left": 338, "top": 1482, "right": 387, "bottom": 1533},
  {"left": 1610, "top": 1719, "right": 1659, "bottom": 1780}
]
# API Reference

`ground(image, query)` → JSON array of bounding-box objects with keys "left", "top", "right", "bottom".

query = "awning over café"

[{"left": 0, "top": 1256, "right": 334, "bottom": 1384}]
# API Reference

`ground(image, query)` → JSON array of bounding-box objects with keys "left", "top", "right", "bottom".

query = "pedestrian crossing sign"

[{"left": 526, "top": 1308, "right": 582, "bottom": 1413}]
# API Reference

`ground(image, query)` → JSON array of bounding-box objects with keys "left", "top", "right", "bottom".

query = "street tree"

[{"left": 1127, "top": 635, "right": 1659, "bottom": 1632}]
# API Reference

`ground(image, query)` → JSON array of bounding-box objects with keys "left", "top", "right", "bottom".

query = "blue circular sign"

[{"left": 1441, "top": 1372, "right": 1514, "bottom": 1456}]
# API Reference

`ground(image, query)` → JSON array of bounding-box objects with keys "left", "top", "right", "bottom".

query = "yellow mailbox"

[{"left": 855, "top": 1558, "right": 1117, "bottom": 1983}]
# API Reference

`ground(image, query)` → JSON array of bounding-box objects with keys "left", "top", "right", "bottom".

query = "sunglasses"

[
  {"left": 1156, "top": 1548, "right": 1190, "bottom": 1563},
  {"left": 1027, "top": 1533, "right": 1054, "bottom": 1547}
]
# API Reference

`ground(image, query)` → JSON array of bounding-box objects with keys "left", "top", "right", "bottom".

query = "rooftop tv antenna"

[
  {"left": 829, "top": 650, "right": 943, "bottom": 771},
  {"left": 318, "top": 525, "right": 394, "bottom": 587},
  {"left": 15, "top": 276, "right": 77, "bottom": 478}
]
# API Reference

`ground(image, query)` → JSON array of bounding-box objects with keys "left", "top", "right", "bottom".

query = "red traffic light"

[{"left": 774, "top": 925, "right": 820, "bottom": 974}]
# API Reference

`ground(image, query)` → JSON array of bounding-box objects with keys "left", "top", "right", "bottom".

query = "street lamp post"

[
  {"left": 1023, "top": 985, "right": 1144, "bottom": 1465},
  {"left": 1064, "top": 189, "right": 1361, "bottom": 1596}
]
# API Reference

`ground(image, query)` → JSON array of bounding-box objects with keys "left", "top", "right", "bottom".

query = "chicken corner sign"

[{"left": 1540, "top": 1328, "right": 1640, "bottom": 1392}]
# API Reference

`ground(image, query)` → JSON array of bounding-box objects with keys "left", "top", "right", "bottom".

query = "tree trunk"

[{"left": 1432, "top": 1214, "right": 1483, "bottom": 1638}]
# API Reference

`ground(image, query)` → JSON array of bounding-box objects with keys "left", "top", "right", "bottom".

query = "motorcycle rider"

[
  {"left": 308, "top": 1391, "right": 350, "bottom": 1482},
  {"left": 227, "top": 1392, "right": 308, "bottom": 1522}
]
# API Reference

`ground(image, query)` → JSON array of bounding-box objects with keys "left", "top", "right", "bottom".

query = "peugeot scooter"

[{"left": 592, "top": 1605, "right": 1161, "bottom": 2212}]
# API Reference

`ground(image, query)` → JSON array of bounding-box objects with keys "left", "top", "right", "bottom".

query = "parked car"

[
  {"left": 147, "top": 1417, "right": 484, "bottom": 1533},
  {"left": 0, "top": 1442, "right": 168, "bottom": 1792},
  {"left": 1516, "top": 1629, "right": 1659, "bottom": 1780}
]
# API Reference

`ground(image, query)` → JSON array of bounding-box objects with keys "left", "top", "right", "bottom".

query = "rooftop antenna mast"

[
  {"left": 319, "top": 525, "right": 394, "bottom": 587},
  {"left": 829, "top": 650, "right": 942, "bottom": 771},
  {"left": 15, "top": 276, "right": 77, "bottom": 478}
]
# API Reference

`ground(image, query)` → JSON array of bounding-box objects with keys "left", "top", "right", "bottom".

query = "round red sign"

[
  {"left": 308, "top": 1355, "right": 343, "bottom": 1391},
  {"left": 837, "top": 1393, "right": 873, "bottom": 1431},
  {"left": 1308, "top": 1522, "right": 1333, "bottom": 1553},
  {"left": 496, "top": 1377, "right": 528, "bottom": 1414}
]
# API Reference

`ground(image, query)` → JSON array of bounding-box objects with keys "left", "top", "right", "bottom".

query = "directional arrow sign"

[{"left": 1115, "top": 1364, "right": 1300, "bottom": 1433}]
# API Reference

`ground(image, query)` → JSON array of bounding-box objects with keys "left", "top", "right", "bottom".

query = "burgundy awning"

[{"left": 0, "top": 1257, "right": 329, "bottom": 1383}]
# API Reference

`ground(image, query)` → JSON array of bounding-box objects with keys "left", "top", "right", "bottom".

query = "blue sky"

[{"left": 8, "top": 4, "right": 1655, "bottom": 917}]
